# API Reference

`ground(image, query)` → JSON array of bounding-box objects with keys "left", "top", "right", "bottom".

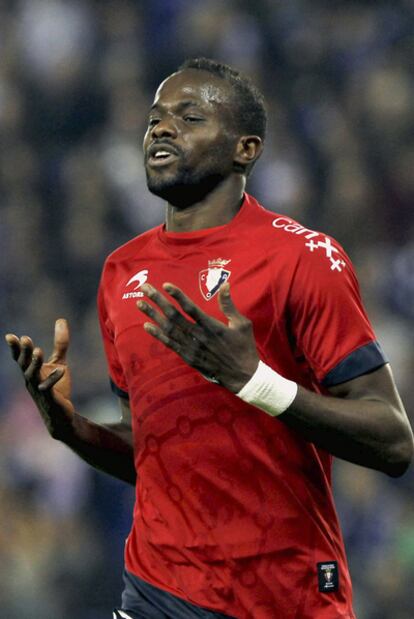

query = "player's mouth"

[{"left": 147, "top": 144, "right": 180, "bottom": 168}]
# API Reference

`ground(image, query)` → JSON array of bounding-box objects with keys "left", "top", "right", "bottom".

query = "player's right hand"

[{"left": 5, "top": 319, "right": 75, "bottom": 440}]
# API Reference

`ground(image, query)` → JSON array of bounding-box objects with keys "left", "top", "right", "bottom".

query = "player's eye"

[
  {"left": 148, "top": 118, "right": 160, "bottom": 127},
  {"left": 184, "top": 115, "right": 204, "bottom": 123}
]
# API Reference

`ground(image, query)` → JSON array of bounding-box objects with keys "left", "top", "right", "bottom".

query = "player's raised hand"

[
  {"left": 5, "top": 319, "right": 75, "bottom": 439},
  {"left": 137, "top": 282, "right": 259, "bottom": 393}
]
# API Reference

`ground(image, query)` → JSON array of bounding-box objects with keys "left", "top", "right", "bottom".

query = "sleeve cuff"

[
  {"left": 322, "top": 341, "right": 388, "bottom": 387},
  {"left": 110, "top": 378, "right": 129, "bottom": 400}
]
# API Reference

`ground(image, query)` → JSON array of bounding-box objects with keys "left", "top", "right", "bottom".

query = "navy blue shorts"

[{"left": 113, "top": 569, "right": 235, "bottom": 619}]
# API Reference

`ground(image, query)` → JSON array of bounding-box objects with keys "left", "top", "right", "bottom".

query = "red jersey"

[{"left": 98, "top": 194, "right": 386, "bottom": 618}]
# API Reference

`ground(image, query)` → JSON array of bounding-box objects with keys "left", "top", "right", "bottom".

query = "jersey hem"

[{"left": 123, "top": 565, "right": 233, "bottom": 617}]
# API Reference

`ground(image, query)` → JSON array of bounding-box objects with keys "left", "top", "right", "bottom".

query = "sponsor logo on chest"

[
  {"left": 199, "top": 258, "right": 231, "bottom": 301},
  {"left": 122, "top": 269, "right": 148, "bottom": 299}
]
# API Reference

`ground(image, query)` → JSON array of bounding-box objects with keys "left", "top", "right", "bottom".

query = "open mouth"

[{"left": 148, "top": 149, "right": 179, "bottom": 167}]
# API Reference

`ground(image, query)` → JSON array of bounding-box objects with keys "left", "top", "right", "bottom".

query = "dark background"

[{"left": 0, "top": 1, "right": 413, "bottom": 617}]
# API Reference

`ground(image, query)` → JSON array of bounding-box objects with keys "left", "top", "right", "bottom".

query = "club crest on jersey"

[{"left": 199, "top": 258, "right": 231, "bottom": 301}]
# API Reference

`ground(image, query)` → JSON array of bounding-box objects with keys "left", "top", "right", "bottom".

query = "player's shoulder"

[
  {"left": 251, "top": 196, "right": 349, "bottom": 272},
  {"left": 104, "top": 225, "right": 161, "bottom": 268},
  {"left": 99, "top": 225, "right": 161, "bottom": 290}
]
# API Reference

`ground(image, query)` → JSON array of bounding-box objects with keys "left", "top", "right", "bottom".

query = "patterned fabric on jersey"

[{"left": 98, "top": 194, "right": 386, "bottom": 619}]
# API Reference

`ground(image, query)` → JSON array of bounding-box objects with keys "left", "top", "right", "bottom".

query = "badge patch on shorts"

[{"left": 317, "top": 561, "right": 339, "bottom": 593}]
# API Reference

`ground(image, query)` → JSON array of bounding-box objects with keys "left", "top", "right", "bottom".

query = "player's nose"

[{"left": 151, "top": 117, "right": 178, "bottom": 140}]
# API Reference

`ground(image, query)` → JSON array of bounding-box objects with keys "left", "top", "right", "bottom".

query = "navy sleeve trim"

[
  {"left": 110, "top": 378, "right": 129, "bottom": 400},
  {"left": 322, "top": 341, "right": 388, "bottom": 387}
]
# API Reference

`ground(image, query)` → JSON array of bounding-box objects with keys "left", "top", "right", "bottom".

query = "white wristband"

[{"left": 236, "top": 361, "right": 298, "bottom": 417}]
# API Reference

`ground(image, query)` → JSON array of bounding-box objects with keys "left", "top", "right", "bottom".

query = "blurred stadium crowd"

[{"left": 0, "top": 1, "right": 413, "bottom": 617}]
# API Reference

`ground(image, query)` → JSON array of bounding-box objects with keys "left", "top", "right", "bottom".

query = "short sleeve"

[
  {"left": 288, "top": 235, "right": 387, "bottom": 387},
  {"left": 97, "top": 280, "right": 129, "bottom": 399}
]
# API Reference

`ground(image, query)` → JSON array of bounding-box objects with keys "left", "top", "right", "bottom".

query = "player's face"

[{"left": 143, "top": 69, "right": 239, "bottom": 206}]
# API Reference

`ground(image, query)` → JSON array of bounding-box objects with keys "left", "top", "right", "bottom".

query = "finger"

[
  {"left": 24, "top": 347, "right": 44, "bottom": 383},
  {"left": 144, "top": 322, "right": 215, "bottom": 375},
  {"left": 143, "top": 322, "right": 182, "bottom": 354},
  {"left": 49, "top": 318, "right": 69, "bottom": 364},
  {"left": 38, "top": 367, "right": 66, "bottom": 391},
  {"left": 138, "top": 284, "right": 194, "bottom": 335},
  {"left": 144, "top": 322, "right": 218, "bottom": 382},
  {"left": 140, "top": 284, "right": 193, "bottom": 332},
  {"left": 217, "top": 283, "right": 244, "bottom": 327},
  {"left": 137, "top": 299, "right": 168, "bottom": 329},
  {"left": 17, "top": 336, "right": 34, "bottom": 371},
  {"left": 5, "top": 334, "right": 21, "bottom": 361},
  {"left": 162, "top": 283, "right": 216, "bottom": 328}
]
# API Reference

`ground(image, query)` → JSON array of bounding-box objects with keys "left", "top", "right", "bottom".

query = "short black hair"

[{"left": 178, "top": 57, "right": 267, "bottom": 142}]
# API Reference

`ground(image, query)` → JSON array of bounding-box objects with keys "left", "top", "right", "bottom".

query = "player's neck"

[{"left": 165, "top": 176, "right": 246, "bottom": 233}]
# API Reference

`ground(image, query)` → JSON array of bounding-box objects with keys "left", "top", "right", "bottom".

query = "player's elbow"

[{"left": 384, "top": 425, "right": 414, "bottom": 478}]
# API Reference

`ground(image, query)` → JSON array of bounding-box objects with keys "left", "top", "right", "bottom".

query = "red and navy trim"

[{"left": 322, "top": 341, "right": 387, "bottom": 387}]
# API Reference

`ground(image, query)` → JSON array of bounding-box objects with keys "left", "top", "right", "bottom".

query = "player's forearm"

[
  {"left": 281, "top": 387, "right": 413, "bottom": 477},
  {"left": 63, "top": 413, "right": 136, "bottom": 485}
]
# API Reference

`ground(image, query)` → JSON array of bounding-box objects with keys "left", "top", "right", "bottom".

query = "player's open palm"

[{"left": 5, "top": 319, "right": 75, "bottom": 440}]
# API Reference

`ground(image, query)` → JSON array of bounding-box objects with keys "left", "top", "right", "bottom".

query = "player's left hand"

[{"left": 137, "top": 282, "right": 259, "bottom": 393}]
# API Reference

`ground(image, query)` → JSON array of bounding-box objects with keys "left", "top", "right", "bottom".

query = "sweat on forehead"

[{"left": 154, "top": 69, "right": 233, "bottom": 107}]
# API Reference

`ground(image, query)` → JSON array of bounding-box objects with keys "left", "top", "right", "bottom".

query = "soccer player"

[{"left": 5, "top": 59, "right": 414, "bottom": 619}]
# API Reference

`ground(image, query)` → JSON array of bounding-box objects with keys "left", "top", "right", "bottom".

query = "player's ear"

[{"left": 233, "top": 136, "right": 263, "bottom": 172}]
